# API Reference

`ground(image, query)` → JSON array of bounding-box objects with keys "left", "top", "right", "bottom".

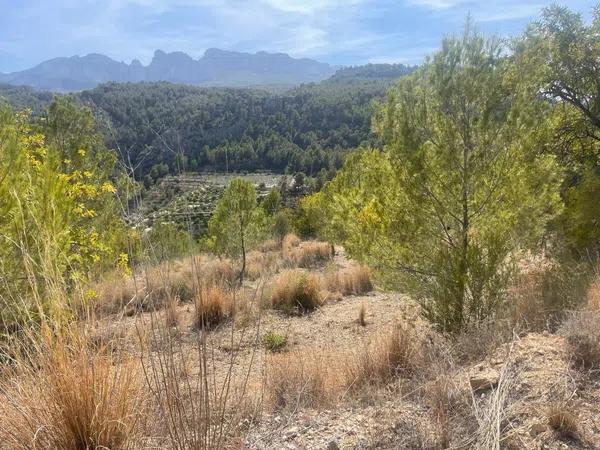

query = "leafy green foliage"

[
  {"left": 78, "top": 81, "right": 389, "bottom": 181},
  {"left": 264, "top": 331, "right": 287, "bottom": 352},
  {"left": 207, "top": 178, "right": 266, "bottom": 281},
  {"left": 310, "top": 25, "right": 562, "bottom": 331},
  {"left": 518, "top": 5, "right": 600, "bottom": 256},
  {"left": 0, "top": 98, "right": 123, "bottom": 323}
]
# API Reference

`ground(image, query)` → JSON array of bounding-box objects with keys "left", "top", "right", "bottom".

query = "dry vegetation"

[
  {"left": 2, "top": 241, "right": 600, "bottom": 449},
  {"left": 0, "top": 332, "right": 148, "bottom": 449},
  {"left": 269, "top": 269, "right": 322, "bottom": 312}
]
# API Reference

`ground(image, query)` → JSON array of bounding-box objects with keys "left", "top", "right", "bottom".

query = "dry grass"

[
  {"left": 358, "top": 303, "right": 367, "bottom": 326},
  {"left": 0, "top": 332, "right": 147, "bottom": 449},
  {"left": 324, "top": 265, "right": 373, "bottom": 296},
  {"left": 194, "top": 285, "right": 230, "bottom": 329},
  {"left": 547, "top": 403, "right": 580, "bottom": 440},
  {"left": 246, "top": 251, "right": 265, "bottom": 281},
  {"left": 290, "top": 241, "right": 332, "bottom": 268},
  {"left": 90, "top": 255, "right": 240, "bottom": 318},
  {"left": 202, "top": 258, "right": 237, "bottom": 287},
  {"left": 164, "top": 297, "right": 180, "bottom": 328},
  {"left": 453, "top": 319, "right": 513, "bottom": 364},
  {"left": 142, "top": 300, "right": 261, "bottom": 450},
  {"left": 561, "top": 311, "right": 600, "bottom": 370},
  {"left": 281, "top": 233, "right": 300, "bottom": 258},
  {"left": 90, "top": 271, "right": 141, "bottom": 314},
  {"left": 507, "top": 257, "right": 590, "bottom": 332},
  {"left": 345, "top": 324, "right": 420, "bottom": 389},
  {"left": 586, "top": 272, "right": 600, "bottom": 310},
  {"left": 269, "top": 270, "right": 322, "bottom": 313},
  {"left": 265, "top": 350, "right": 340, "bottom": 411},
  {"left": 259, "top": 239, "right": 280, "bottom": 253}
]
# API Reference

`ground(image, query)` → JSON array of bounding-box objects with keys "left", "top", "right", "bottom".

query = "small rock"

[
  {"left": 530, "top": 422, "right": 547, "bottom": 436},
  {"left": 469, "top": 364, "right": 499, "bottom": 391},
  {"left": 327, "top": 440, "right": 340, "bottom": 450}
]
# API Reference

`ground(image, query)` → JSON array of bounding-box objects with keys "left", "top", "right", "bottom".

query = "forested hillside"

[{"left": 0, "top": 64, "right": 414, "bottom": 184}]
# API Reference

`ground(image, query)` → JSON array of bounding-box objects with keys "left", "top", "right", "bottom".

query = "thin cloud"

[{"left": 0, "top": 0, "right": 594, "bottom": 72}]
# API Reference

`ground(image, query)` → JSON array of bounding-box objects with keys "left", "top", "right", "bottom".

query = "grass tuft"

[
  {"left": 193, "top": 285, "right": 230, "bottom": 329},
  {"left": 270, "top": 270, "right": 322, "bottom": 313},
  {"left": 547, "top": 403, "right": 580, "bottom": 440}
]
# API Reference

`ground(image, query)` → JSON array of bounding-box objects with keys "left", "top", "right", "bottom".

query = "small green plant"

[{"left": 264, "top": 331, "right": 287, "bottom": 352}]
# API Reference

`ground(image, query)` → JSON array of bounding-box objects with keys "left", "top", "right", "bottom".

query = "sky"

[{"left": 0, "top": 0, "right": 596, "bottom": 73}]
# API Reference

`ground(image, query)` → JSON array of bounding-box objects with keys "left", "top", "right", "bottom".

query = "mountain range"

[{"left": 0, "top": 49, "right": 337, "bottom": 92}]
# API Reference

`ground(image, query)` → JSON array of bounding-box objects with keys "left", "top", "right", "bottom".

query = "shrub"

[
  {"left": 264, "top": 331, "right": 287, "bottom": 352},
  {"left": 270, "top": 270, "right": 322, "bottom": 313},
  {"left": 325, "top": 265, "right": 373, "bottom": 296},
  {"left": 281, "top": 233, "right": 300, "bottom": 258},
  {"left": 291, "top": 241, "right": 332, "bottom": 268},
  {"left": 345, "top": 324, "right": 419, "bottom": 388},
  {"left": 265, "top": 351, "right": 338, "bottom": 410},
  {"left": 193, "top": 285, "right": 230, "bottom": 329},
  {"left": 561, "top": 311, "right": 600, "bottom": 370}
]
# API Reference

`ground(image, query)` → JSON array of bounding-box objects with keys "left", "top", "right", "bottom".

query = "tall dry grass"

[
  {"left": 345, "top": 323, "right": 420, "bottom": 389},
  {"left": 194, "top": 284, "right": 231, "bottom": 329},
  {"left": 324, "top": 265, "right": 373, "bottom": 296},
  {"left": 0, "top": 330, "right": 148, "bottom": 449},
  {"left": 265, "top": 350, "right": 341, "bottom": 411},
  {"left": 141, "top": 289, "right": 263, "bottom": 450},
  {"left": 289, "top": 241, "right": 332, "bottom": 268},
  {"left": 269, "top": 270, "right": 322, "bottom": 313},
  {"left": 281, "top": 233, "right": 300, "bottom": 259}
]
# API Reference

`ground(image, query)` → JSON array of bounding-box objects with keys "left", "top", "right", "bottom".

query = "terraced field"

[{"left": 136, "top": 172, "right": 290, "bottom": 235}]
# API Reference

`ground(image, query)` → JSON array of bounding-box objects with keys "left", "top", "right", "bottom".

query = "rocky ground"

[{"left": 95, "top": 244, "right": 600, "bottom": 449}]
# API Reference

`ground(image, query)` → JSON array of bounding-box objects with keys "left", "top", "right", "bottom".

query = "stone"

[
  {"left": 469, "top": 364, "right": 500, "bottom": 391},
  {"left": 530, "top": 422, "right": 547, "bottom": 437},
  {"left": 327, "top": 440, "right": 340, "bottom": 450}
]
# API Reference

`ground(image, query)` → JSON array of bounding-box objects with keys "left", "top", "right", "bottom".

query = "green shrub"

[{"left": 264, "top": 331, "right": 287, "bottom": 352}]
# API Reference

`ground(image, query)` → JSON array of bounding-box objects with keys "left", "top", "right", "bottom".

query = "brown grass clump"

[
  {"left": 194, "top": 285, "right": 230, "bottom": 329},
  {"left": 586, "top": 272, "right": 600, "bottom": 310},
  {"left": 291, "top": 241, "right": 332, "bottom": 268},
  {"left": 346, "top": 324, "right": 419, "bottom": 388},
  {"left": 358, "top": 303, "right": 367, "bottom": 326},
  {"left": 0, "top": 334, "right": 147, "bottom": 449},
  {"left": 325, "top": 265, "right": 373, "bottom": 296},
  {"left": 164, "top": 297, "right": 180, "bottom": 328},
  {"left": 245, "top": 250, "right": 279, "bottom": 281},
  {"left": 203, "top": 258, "right": 237, "bottom": 287},
  {"left": 547, "top": 403, "right": 580, "bottom": 440},
  {"left": 561, "top": 311, "right": 600, "bottom": 370},
  {"left": 281, "top": 233, "right": 300, "bottom": 258},
  {"left": 270, "top": 270, "right": 322, "bottom": 313},
  {"left": 90, "top": 271, "right": 141, "bottom": 314},
  {"left": 265, "top": 351, "right": 340, "bottom": 411},
  {"left": 259, "top": 238, "right": 280, "bottom": 253}
]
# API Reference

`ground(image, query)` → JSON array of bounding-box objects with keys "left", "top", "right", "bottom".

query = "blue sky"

[{"left": 0, "top": 0, "right": 595, "bottom": 72}]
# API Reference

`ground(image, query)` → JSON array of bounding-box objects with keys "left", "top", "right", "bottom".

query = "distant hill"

[
  {"left": 324, "top": 63, "right": 416, "bottom": 84},
  {"left": 0, "top": 49, "right": 336, "bottom": 92},
  {"left": 0, "top": 61, "right": 416, "bottom": 181}
]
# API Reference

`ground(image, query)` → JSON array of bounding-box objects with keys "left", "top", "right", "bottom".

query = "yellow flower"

[
  {"left": 77, "top": 148, "right": 86, "bottom": 156},
  {"left": 101, "top": 182, "right": 117, "bottom": 194}
]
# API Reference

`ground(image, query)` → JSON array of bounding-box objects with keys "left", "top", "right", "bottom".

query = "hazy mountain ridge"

[{"left": 0, "top": 49, "right": 337, "bottom": 92}]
